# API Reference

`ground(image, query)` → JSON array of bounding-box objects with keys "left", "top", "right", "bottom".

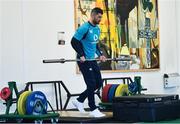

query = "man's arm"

[
  {"left": 71, "top": 23, "right": 89, "bottom": 58},
  {"left": 71, "top": 37, "right": 85, "bottom": 57}
]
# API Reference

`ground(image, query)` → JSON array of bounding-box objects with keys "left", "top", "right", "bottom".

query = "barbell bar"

[{"left": 43, "top": 57, "right": 131, "bottom": 64}]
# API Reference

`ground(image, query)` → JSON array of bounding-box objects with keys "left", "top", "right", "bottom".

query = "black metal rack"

[
  {"left": 24, "top": 77, "right": 147, "bottom": 111},
  {"left": 25, "top": 81, "right": 101, "bottom": 111},
  {"left": 102, "top": 77, "right": 133, "bottom": 86}
]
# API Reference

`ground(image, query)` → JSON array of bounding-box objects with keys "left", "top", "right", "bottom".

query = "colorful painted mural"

[{"left": 74, "top": 0, "right": 160, "bottom": 72}]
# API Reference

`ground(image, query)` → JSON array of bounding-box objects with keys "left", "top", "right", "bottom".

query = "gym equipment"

[
  {"left": 108, "top": 84, "right": 118, "bottom": 102},
  {"left": 1, "top": 82, "right": 19, "bottom": 114},
  {"left": 42, "top": 57, "right": 131, "bottom": 64},
  {"left": 17, "top": 90, "right": 48, "bottom": 115},
  {"left": 134, "top": 76, "right": 142, "bottom": 94},
  {"left": 101, "top": 83, "right": 130, "bottom": 103},
  {"left": 99, "top": 77, "right": 147, "bottom": 110},
  {"left": 115, "top": 84, "right": 129, "bottom": 97},
  {"left": 101, "top": 84, "right": 112, "bottom": 103},
  {"left": 113, "top": 94, "right": 180, "bottom": 122},
  {"left": 127, "top": 76, "right": 143, "bottom": 95},
  {"left": 102, "top": 77, "right": 147, "bottom": 95},
  {"left": 17, "top": 91, "right": 32, "bottom": 115},
  {"left": 100, "top": 83, "right": 129, "bottom": 110},
  {"left": 0, "top": 82, "right": 59, "bottom": 123},
  {"left": 0, "top": 113, "right": 59, "bottom": 123},
  {"left": 26, "top": 91, "right": 48, "bottom": 115},
  {"left": 24, "top": 80, "right": 102, "bottom": 111},
  {"left": 128, "top": 81, "right": 138, "bottom": 95},
  {"left": 0, "top": 87, "right": 11, "bottom": 100}
]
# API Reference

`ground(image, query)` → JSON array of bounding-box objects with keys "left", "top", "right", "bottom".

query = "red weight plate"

[
  {"left": 102, "top": 84, "right": 112, "bottom": 103},
  {"left": 0, "top": 87, "right": 11, "bottom": 100}
]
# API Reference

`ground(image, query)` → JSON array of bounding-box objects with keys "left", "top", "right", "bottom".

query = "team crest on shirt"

[
  {"left": 94, "top": 34, "right": 98, "bottom": 41},
  {"left": 89, "top": 29, "right": 93, "bottom": 33}
]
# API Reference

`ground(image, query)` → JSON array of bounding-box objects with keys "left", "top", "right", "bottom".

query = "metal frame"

[
  {"left": 25, "top": 81, "right": 100, "bottom": 111},
  {"left": 102, "top": 77, "right": 133, "bottom": 86},
  {"left": 24, "top": 77, "right": 147, "bottom": 111}
]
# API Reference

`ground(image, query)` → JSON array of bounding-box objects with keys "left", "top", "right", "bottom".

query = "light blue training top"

[{"left": 73, "top": 22, "right": 101, "bottom": 59}]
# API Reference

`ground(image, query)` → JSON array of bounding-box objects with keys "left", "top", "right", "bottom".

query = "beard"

[{"left": 93, "top": 20, "right": 100, "bottom": 25}]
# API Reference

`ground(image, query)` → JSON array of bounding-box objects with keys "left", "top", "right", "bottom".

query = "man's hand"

[
  {"left": 80, "top": 56, "right": 86, "bottom": 63},
  {"left": 99, "top": 55, "right": 106, "bottom": 62}
]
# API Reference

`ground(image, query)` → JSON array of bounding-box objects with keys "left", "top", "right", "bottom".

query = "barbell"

[{"left": 43, "top": 57, "right": 131, "bottom": 64}]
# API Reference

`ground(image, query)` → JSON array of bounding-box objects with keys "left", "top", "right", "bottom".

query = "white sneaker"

[
  {"left": 89, "top": 108, "right": 106, "bottom": 118},
  {"left": 72, "top": 99, "right": 86, "bottom": 113}
]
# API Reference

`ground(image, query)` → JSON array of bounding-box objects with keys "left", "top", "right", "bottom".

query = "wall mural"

[{"left": 74, "top": 0, "right": 160, "bottom": 72}]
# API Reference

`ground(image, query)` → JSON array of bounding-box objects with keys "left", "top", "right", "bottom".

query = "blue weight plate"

[
  {"left": 129, "top": 81, "right": 138, "bottom": 94},
  {"left": 108, "top": 84, "right": 118, "bottom": 102},
  {"left": 26, "top": 91, "right": 48, "bottom": 115}
]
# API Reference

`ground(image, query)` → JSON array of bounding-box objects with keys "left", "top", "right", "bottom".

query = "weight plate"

[
  {"left": 17, "top": 91, "right": 32, "bottom": 115},
  {"left": 115, "top": 84, "right": 129, "bottom": 97},
  {"left": 26, "top": 91, "right": 48, "bottom": 115},
  {"left": 0, "top": 87, "right": 11, "bottom": 100},
  {"left": 108, "top": 84, "right": 118, "bottom": 102},
  {"left": 102, "top": 84, "right": 112, "bottom": 103},
  {"left": 17, "top": 91, "right": 25, "bottom": 114},
  {"left": 128, "top": 81, "right": 138, "bottom": 95}
]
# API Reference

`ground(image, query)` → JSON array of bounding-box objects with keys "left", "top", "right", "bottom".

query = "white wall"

[
  {"left": 22, "top": 0, "right": 76, "bottom": 86},
  {"left": 0, "top": 0, "right": 2, "bottom": 83},
  {"left": 22, "top": 0, "right": 77, "bottom": 109},
  {"left": 1, "top": 0, "right": 25, "bottom": 87},
  {"left": 0, "top": 0, "right": 179, "bottom": 113},
  {"left": 0, "top": 0, "right": 25, "bottom": 113},
  {"left": 176, "top": 0, "right": 180, "bottom": 73}
]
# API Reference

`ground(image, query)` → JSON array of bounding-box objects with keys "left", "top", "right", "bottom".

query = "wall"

[
  {"left": 177, "top": 0, "right": 180, "bottom": 73},
  {"left": 0, "top": 0, "right": 25, "bottom": 113},
  {"left": 0, "top": 0, "right": 2, "bottom": 84},
  {"left": 1, "top": 0, "right": 25, "bottom": 87},
  {"left": 0, "top": 0, "right": 179, "bottom": 113},
  {"left": 0, "top": 0, "right": 2, "bottom": 110}
]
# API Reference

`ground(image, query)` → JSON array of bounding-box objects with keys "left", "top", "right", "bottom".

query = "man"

[{"left": 71, "top": 7, "right": 106, "bottom": 118}]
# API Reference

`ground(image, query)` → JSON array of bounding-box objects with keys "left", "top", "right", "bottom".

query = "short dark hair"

[{"left": 91, "top": 7, "right": 103, "bottom": 15}]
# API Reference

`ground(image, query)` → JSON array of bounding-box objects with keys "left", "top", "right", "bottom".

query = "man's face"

[{"left": 92, "top": 13, "right": 102, "bottom": 25}]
